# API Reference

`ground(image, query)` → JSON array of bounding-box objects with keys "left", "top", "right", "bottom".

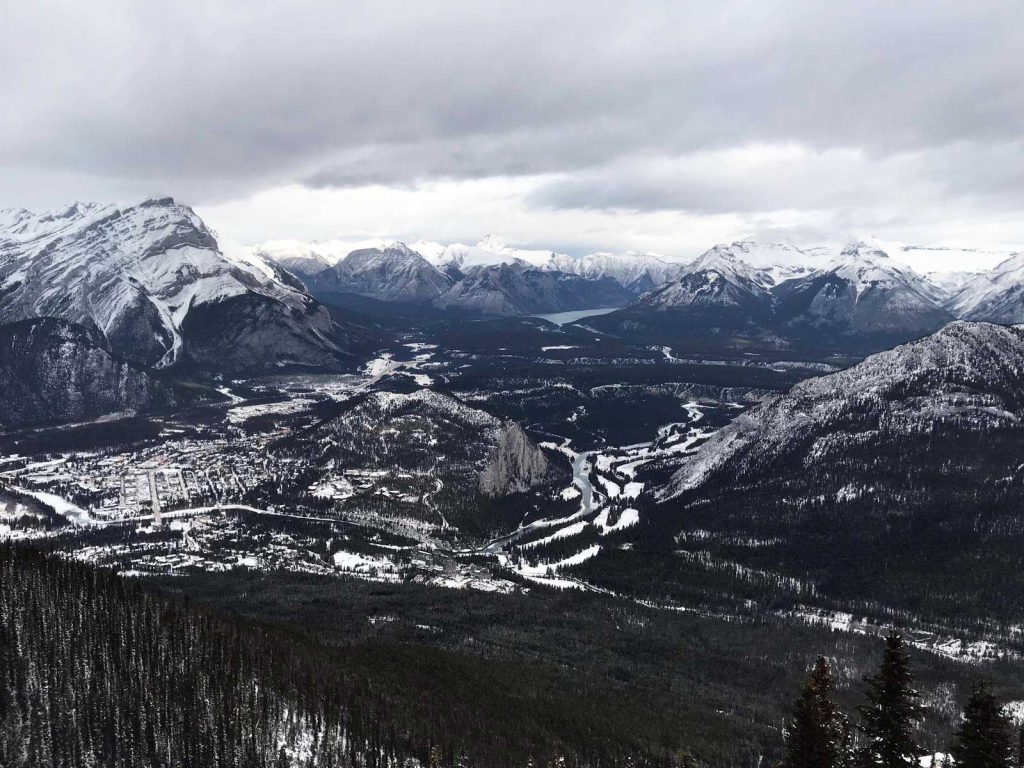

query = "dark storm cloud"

[{"left": 2, "top": 0, "right": 1023, "bottom": 220}]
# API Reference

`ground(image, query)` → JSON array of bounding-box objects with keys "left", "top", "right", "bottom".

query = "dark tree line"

[
  {"left": 0, "top": 545, "right": 690, "bottom": 768},
  {"left": 781, "top": 631, "right": 1017, "bottom": 768}
]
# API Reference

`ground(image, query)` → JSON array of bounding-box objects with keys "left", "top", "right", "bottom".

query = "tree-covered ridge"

[
  {"left": 781, "top": 633, "right": 1020, "bottom": 768},
  {"left": 0, "top": 545, "right": 686, "bottom": 768}
]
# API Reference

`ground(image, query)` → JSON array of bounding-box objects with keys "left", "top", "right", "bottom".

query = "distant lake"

[{"left": 531, "top": 307, "right": 620, "bottom": 326}]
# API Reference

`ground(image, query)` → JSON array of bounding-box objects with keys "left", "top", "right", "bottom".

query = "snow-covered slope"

[
  {"left": 635, "top": 247, "right": 773, "bottom": 313},
  {"left": 947, "top": 253, "right": 1024, "bottom": 322},
  {"left": 419, "top": 235, "right": 560, "bottom": 271},
  {"left": 547, "top": 252, "right": 688, "bottom": 295},
  {"left": 434, "top": 262, "right": 631, "bottom": 316},
  {"left": 308, "top": 243, "right": 454, "bottom": 302},
  {"left": 697, "top": 241, "right": 830, "bottom": 287},
  {"left": 772, "top": 241, "right": 953, "bottom": 337},
  {"left": 253, "top": 237, "right": 405, "bottom": 277},
  {"left": 664, "top": 321, "right": 1024, "bottom": 496},
  {"left": 0, "top": 198, "right": 346, "bottom": 374}
]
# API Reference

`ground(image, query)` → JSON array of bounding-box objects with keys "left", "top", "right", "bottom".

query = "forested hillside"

[{"left": 0, "top": 546, "right": 684, "bottom": 767}]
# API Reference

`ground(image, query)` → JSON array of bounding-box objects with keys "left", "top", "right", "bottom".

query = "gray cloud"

[{"left": 2, "top": 0, "right": 1023, "bottom": 249}]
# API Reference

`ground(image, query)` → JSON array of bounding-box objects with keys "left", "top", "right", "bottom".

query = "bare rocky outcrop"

[{"left": 479, "top": 421, "right": 549, "bottom": 496}]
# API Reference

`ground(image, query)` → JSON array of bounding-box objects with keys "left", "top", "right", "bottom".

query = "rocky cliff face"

[
  {"left": 0, "top": 198, "right": 348, "bottom": 374},
  {"left": 0, "top": 318, "right": 210, "bottom": 428},
  {"left": 479, "top": 422, "right": 550, "bottom": 496}
]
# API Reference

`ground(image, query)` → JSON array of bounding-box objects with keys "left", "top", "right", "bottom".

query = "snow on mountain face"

[
  {"left": 696, "top": 241, "right": 830, "bottom": 287},
  {"left": 948, "top": 253, "right": 1024, "bottom": 322},
  {"left": 772, "top": 242, "right": 953, "bottom": 336},
  {"left": 418, "top": 235, "right": 560, "bottom": 271},
  {"left": 308, "top": 243, "right": 454, "bottom": 302},
  {"left": 663, "top": 321, "right": 1024, "bottom": 496},
  {"left": 546, "top": 252, "right": 688, "bottom": 294},
  {"left": 922, "top": 269, "right": 983, "bottom": 300},
  {"left": 253, "top": 237, "right": 403, "bottom": 276},
  {"left": 0, "top": 317, "right": 211, "bottom": 428},
  {"left": 636, "top": 247, "right": 772, "bottom": 313},
  {"left": 434, "top": 262, "right": 632, "bottom": 316},
  {"left": 0, "top": 198, "right": 345, "bottom": 373}
]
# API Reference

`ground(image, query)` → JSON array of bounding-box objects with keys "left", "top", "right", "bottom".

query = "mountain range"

[
  {"left": 255, "top": 234, "right": 1024, "bottom": 352},
  {"left": 302, "top": 242, "right": 634, "bottom": 316},
  {"left": 586, "top": 241, "right": 999, "bottom": 354}
]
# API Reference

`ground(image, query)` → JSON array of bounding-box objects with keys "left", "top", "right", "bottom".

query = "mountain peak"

[{"left": 476, "top": 234, "right": 511, "bottom": 253}]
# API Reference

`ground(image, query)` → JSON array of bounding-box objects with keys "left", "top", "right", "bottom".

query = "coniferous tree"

[
  {"left": 781, "top": 657, "right": 850, "bottom": 768},
  {"left": 1016, "top": 722, "right": 1024, "bottom": 768},
  {"left": 952, "top": 681, "right": 1012, "bottom": 768},
  {"left": 856, "top": 631, "right": 924, "bottom": 768}
]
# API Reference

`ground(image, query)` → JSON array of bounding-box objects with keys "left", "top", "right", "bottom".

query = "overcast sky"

[{"left": 4, "top": 1, "right": 1024, "bottom": 267}]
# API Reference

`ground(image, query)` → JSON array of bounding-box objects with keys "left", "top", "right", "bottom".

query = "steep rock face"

[
  {"left": 0, "top": 318, "right": 209, "bottom": 428},
  {"left": 434, "top": 263, "right": 631, "bottom": 315},
  {"left": 479, "top": 421, "right": 549, "bottom": 496},
  {"left": 309, "top": 244, "right": 454, "bottom": 302},
  {"left": 0, "top": 198, "right": 346, "bottom": 374},
  {"left": 664, "top": 321, "right": 1024, "bottom": 496}
]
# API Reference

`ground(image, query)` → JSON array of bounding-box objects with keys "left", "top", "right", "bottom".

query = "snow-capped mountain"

[
  {"left": 693, "top": 240, "right": 831, "bottom": 287},
  {"left": 308, "top": 243, "right": 454, "bottom": 302},
  {"left": 0, "top": 317, "right": 212, "bottom": 428},
  {"left": 546, "top": 251, "right": 688, "bottom": 295},
  {"left": 586, "top": 240, "right": 954, "bottom": 352},
  {"left": 434, "top": 262, "right": 631, "bottom": 316},
  {"left": 947, "top": 253, "right": 1024, "bottom": 322},
  {"left": 277, "top": 238, "right": 632, "bottom": 315},
  {"left": 0, "top": 198, "right": 347, "bottom": 374},
  {"left": 579, "top": 247, "right": 781, "bottom": 346},
  {"left": 636, "top": 246, "right": 773, "bottom": 313},
  {"left": 253, "top": 237, "right": 403, "bottom": 277},
  {"left": 419, "top": 235, "right": 559, "bottom": 271},
  {"left": 772, "top": 241, "right": 953, "bottom": 338},
  {"left": 246, "top": 229, "right": 1024, "bottom": 334}
]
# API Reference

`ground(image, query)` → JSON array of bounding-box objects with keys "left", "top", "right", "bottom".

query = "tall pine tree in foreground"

[
  {"left": 952, "top": 681, "right": 1012, "bottom": 768},
  {"left": 856, "top": 631, "right": 924, "bottom": 768},
  {"left": 781, "top": 657, "right": 850, "bottom": 768}
]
